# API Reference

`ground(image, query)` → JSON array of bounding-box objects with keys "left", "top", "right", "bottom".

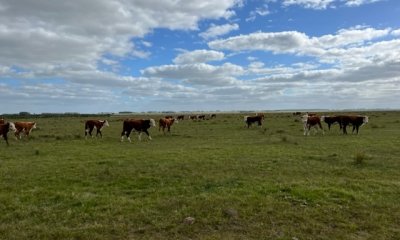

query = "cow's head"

[
  {"left": 149, "top": 119, "right": 156, "bottom": 127},
  {"left": 9, "top": 122, "right": 16, "bottom": 132},
  {"left": 102, "top": 120, "right": 110, "bottom": 127},
  {"left": 363, "top": 116, "right": 369, "bottom": 124}
]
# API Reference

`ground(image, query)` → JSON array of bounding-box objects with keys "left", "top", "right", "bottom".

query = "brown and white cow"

[
  {"left": 159, "top": 117, "right": 178, "bottom": 134},
  {"left": 14, "top": 121, "right": 37, "bottom": 139},
  {"left": 84, "top": 120, "right": 109, "bottom": 139},
  {"left": 244, "top": 115, "right": 263, "bottom": 128},
  {"left": 302, "top": 115, "right": 324, "bottom": 136},
  {"left": 0, "top": 122, "right": 16, "bottom": 145},
  {"left": 121, "top": 119, "right": 156, "bottom": 142},
  {"left": 338, "top": 115, "right": 368, "bottom": 134}
]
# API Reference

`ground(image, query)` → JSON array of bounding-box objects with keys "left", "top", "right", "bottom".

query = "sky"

[{"left": 0, "top": 0, "right": 400, "bottom": 113}]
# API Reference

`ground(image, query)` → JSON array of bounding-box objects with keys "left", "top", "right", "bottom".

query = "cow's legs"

[
  {"left": 144, "top": 130, "right": 152, "bottom": 140},
  {"left": 96, "top": 129, "right": 102, "bottom": 138}
]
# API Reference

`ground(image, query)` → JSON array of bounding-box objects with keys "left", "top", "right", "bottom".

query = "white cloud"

[
  {"left": 391, "top": 29, "right": 400, "bottom": 36},
  {"left": 173, "top": 50, "right": 225, "bottom": 64},
  {"left": 282, "top": 0, "right": 335, "bottom": 9},
  {"left": 282, "top": 0, "right": 384, "bottom": 9},
  {"left": 344, "top": 0, "right": 381, "bottom": 7},
  {"left": 142, "top": 62, "right": 244, "bottom": 86},
  {"left": 199, "top": 23, "right": 239, "bottom": 40},
  {"left": 0, "top": 0, "right": 241, "bottom": 77},
  {"left": 246, "top": 4, "right": 270, "bottom": 22}
]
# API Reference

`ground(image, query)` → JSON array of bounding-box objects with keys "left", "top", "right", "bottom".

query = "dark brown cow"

[
  {"left": 0, "top": 122, "right": 16, "bottom": 145},
  {"left": 197, "top": 115, "right": 206, "bottom": 120},
  {"left": 321, "top": 115, "right": 341, "bottom": 130},
  {"left": 84, "top": 120, "right": 109, "bottom": 139},
  {"left": 338, "top": 115, "right": 368, "bottom": 134},
  {"left": 210, "top": 114, "right": 216, "bottom": 119},
  {"left": 14, "top": 121, "right": 37, "bottom": 139},
  {"left": 0, "top": 119, "right": 4, "bottom": 124},
  {"left": 121, "top": 119, "right": 156, "bottom": 142},
  {"left": 165, "top": 115, "right": 174, "bottom": 119},
  {"left": 177, "top": 115, "right": 185, "bottom": 120},
  {"left": 244, "top": 115, "right": 263, "bottom": 128},
  {"left": 302, "top": 115, "right": 324, "bottom": 136},
  {"left": 159, "top": 118, "right": 177, "bottom": 134},
  {"left": 189, "top": 115, "right": 197, "bottom": 120}
]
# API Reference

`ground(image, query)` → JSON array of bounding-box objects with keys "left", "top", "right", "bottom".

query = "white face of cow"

[
  {"left": 149, "top": 119, "right": 156, "bottom": 127},
  {"left": 103, "top": 120, "right": 109, "bottom": 127},
  {"left": 301, "top": 114, "right": 309, "bottom": 123},
  {"left": 363, "top": 116, "right": 369, "bottom": 124},
  {"left": 9, "top": 122, "right": 16, "bottom": 132}
]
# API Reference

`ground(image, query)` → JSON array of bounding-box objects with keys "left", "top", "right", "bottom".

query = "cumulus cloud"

[
  {"left": 0, "top": 0, "right": 241, "bottom": 77},
  {"left": 173, "top": 50, "right": 225, "bottom": 64},
  {"left": 199, "top": 23, "right": 239, "bottom": 40}
]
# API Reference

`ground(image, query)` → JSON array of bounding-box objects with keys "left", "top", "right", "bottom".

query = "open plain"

[{"left": 0, "top": 111, "right": 399, "bottom": 239}]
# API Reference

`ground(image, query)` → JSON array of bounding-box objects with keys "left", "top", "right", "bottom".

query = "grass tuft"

[{"left": 353, "top": 151, "right": 367, "bottom": 165}]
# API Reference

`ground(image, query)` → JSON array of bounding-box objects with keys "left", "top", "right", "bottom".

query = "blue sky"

[{"left": 0, "top": 0, "right": 399, "bottom": 113}]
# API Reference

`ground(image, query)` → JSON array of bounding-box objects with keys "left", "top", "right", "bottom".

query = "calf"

[
  {"left": 244, "top": 115, "right": 263, "bottom": 128},
  {"left": 159, "top": 118, "right": 177, "bottom": 134},
  {"left": 0, "top": 122, "right": 16, "bottom": 145},
  {"left": 85, "top": 120, "right": 109, "bottom": 139},
  {"left": 302, "top": 115, "right": 324, "bottom": 136},
  {"left": 121, "top": 119, "right": 156, "bottom": 142},
  {"left": 14, "top": 121, "right": 37, "bottom": 139}
]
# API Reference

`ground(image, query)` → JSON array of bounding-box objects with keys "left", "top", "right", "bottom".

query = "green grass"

[{"left": 1, "top": 112, "right": 400, "bottom": 239}]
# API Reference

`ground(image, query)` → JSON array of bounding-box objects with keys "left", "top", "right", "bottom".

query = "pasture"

[{"left": 0, "top": 111, "right": 399, "bottom": 239}]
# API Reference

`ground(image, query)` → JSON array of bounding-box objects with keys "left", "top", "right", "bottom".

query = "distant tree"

[{"left": 19, "top": 111, "right": 31, "bottom": 116}]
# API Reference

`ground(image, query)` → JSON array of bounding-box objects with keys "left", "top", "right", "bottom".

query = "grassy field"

[{"left": 0, "top": 111, "right": 399, "bottom": 239}]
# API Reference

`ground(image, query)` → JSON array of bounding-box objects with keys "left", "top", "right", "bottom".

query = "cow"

[
  {"left": 84, "top": 120, "right": 109, "bottom": 139},
  {"left": 14, "top": 121, "right": 37, "bottom": 139},
  {"left": 244, "top": 115, "right": 263, "bottom": 128},
  {"left": 0, "top": 119, "right": 4, "bottom": 124},
  {"left": 321, "top": 115, "right": 341, "bottom": 130},
  {"left": 302, "top": 115, "right": 324, "bottom": 136},
  {"left": 197, "top": 115, "right": 206, "bottom": 120},
  {"left": 210, "top": 114, "right": 216, "bottom": 119},
  {"left": 177, "top": 115, "right": 185, "bottom": 120},
  {"left": 0, "top": 122, "right": 16, "bottom": 145},
  {"left": 338, "top": 115, "right": 368, "bottom": 134},
  {"left": 189, "top": 115, "right": 197, "bottom": 120},
  {"left": 159, "top": 117, "right": 178, "bottom": 134},
  {"left": 165, "top": 115, "right": 174, "bottom": 119},
  {"left": 121, "top": 119, "right": 156, "bottom": 142}
]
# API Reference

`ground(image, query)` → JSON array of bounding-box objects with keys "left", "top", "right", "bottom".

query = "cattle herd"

[{"left": 0, "top": 112, "right": 369, "bottom": 146}]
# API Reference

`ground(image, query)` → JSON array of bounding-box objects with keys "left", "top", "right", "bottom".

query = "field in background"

[{"left": 1, "top": 111, "right": 399, "bottom": 239}]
